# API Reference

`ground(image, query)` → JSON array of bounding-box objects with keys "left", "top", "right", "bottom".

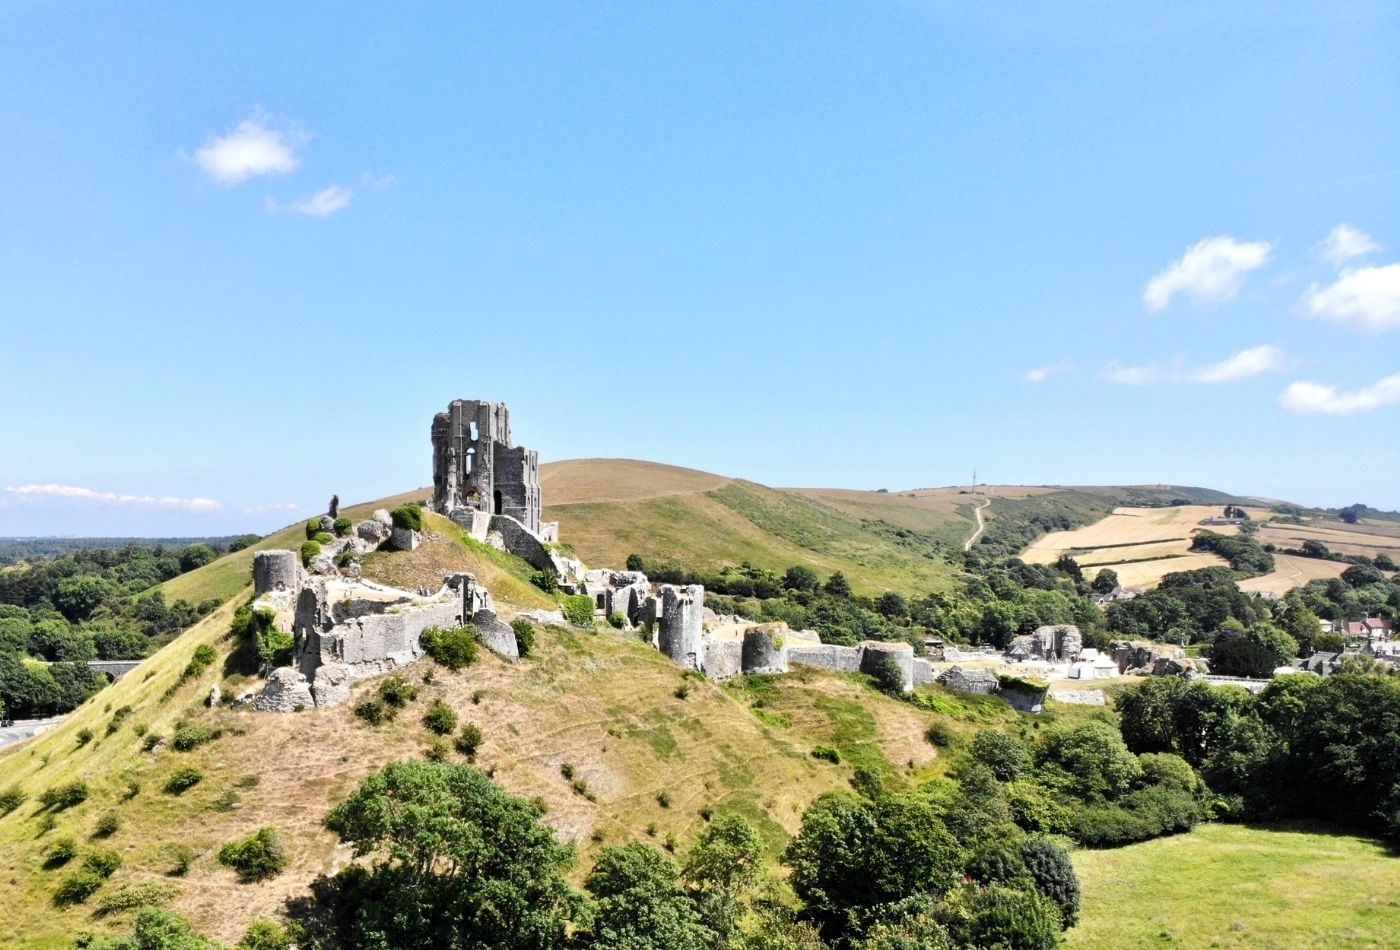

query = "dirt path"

[{"left": 964, "top": 497, "right": 990, "bottom": 551}]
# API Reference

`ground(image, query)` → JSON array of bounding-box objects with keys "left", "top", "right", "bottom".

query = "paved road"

[
  {"left": 0, "top": 717, "right": 64, "bottom": 748},
  {"left": 964, "top": 497, "right": 991, "bottom": 551}
]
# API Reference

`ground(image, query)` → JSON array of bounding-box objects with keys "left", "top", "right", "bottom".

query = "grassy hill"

[{"left": 0, "top": 493, "right": 1035, "bottom": 948}]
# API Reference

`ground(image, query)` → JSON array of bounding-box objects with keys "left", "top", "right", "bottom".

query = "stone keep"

[
  {"left": 658, "top": 584, "right": 704, "bottom": 670},
  {"left": 431, "top": 399, "right": 541, "bottom": 534}
]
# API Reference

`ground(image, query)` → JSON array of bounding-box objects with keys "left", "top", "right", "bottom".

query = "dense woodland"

[{"left": 0, "top": 540, "right": 256, "bottom": 719}]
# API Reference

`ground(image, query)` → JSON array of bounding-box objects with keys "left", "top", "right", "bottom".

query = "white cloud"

[
  {"left": 1279, "top": 373, "right": 1400, "bottom": 415},
  {"left": 1303, "top": 263, "right": 1400, "bottom": 333},
  {"left": 242, "top": 502, "right": 302, "bottom": 514},
  {"left": 1103, "top": 344, "right": 1286, "bottom": 385},
  {"left": 1320, "top": 224, "right": 1380, "bottom": 265},
  {"left": 268, "top": 184, "right": 353, "bottom": 216},
  {"left": 4, "top": 484, "right": 222, "bottom": 512},
  {"left": 1025, "top": 361, "right": 1075, "bottom": 383},
  {"left": 194, "top": 118, "right": 300, "bottom": 185},
  {"left": 1143, "top": 235, "right": 1272, "bottom": 310}
]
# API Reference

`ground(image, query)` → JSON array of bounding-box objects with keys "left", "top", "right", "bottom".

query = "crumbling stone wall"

[
  {"left": 860, "top": 641, "right": 914, "bottom": 692},
  {"left": 741, "top": 627, "right": 789, "bottom": 675},
  {"left": 788, "top": 644, "right": 863, "bottom": 673},
  {"left": 253, "top": 550, "right": 301, "bottom": 597},
  {"left": 703, "top": 639, "right": 742, "bottom": 680},
  {"left": 658, "top": 584, "right": 704, "bottom": 670}
]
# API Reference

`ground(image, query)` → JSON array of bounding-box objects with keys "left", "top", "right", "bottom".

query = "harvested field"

[{"left": 1238, "top": 554, "right": 1350, "bottom": 597}]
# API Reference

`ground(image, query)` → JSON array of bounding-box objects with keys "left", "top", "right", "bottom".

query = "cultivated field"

[
  {"left": 1022, "top": 505, "right": 1275, "bottom": 589},
  {"left": 1237, "top": 554, "right": 1349, "bottom": 597},
  {"left": 1257, "top": 520, "right": 1400, "bottom": 561},
  {"left": 1069, "top": 823, "right": 1400, "bottom": 948}
]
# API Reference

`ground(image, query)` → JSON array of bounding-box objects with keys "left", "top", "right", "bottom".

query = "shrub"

[
  {"left": 562, "top": 595, "right": 595, "bottom": 627},
  {"left": 44, "top": 835, "right": 78, "bottom": 868},
  {"left": 674, "top": 682, "right": 691, "bottom": 700},
  {"left": 333, "top": 517, "right": 353, "bottom": 538},
  {"left": 300, "top": 540, "right": 322, "bottom": 566},
  {"left": 424, "top": 738, "right": 450, "bottom": 762},
  {"left": 657, "top": 791, "right": 672, "bottom": 808},
  {"left": 83, "top": 848, "right": 123, "bottom": 877},
  {"left": 389, "top": 503, "right": 423, "bottom": 532},
  {"left": 54, "top": 867, "right": 106, "bottom": 905},
  {"left": 530, "top": 569, "right": 559, "bottom": 593},
  {"left": 868, "top": 658, "right": 906, "bottom": 697},
  {"left": 925, "top": 722, "right": 955, "bottom": 747},
  {"left": 313, "top": 531, "right": 334, "bottom": 545},
  {"left": 0, "top": 786, "right": 26, "bottom": 816},
  {"left": 608, "top": 613, "right": 626, "bottom": 629},
  {"left": 164, "top": 767, "right": 203, "bottom": 795},
  {"left": 75, "top": 727, "right": 93, "bottom": 746},
  {"left": 39, "top": 780, "right": 89, "bottom": 811},
  {"left": 810, "top": 745, "right": 842, "bottom": 764},
  {"left": 141, "top": 732, "right": 163, "bottom": 752},
  {"left": 1021, "top": 836, "right": 1081, "bottom": 927},
  {"left": 305, "top": 518, "right": 324, "bottom": 540},
  {"left": 162, "top": 842, "right": 195, "bottom": 876},
  {"left": 510, "top": 618, "right": 536, "bottom": 656},
  {"left": 421, "top": 625, "right": 479, "bottom": 670},
  {"left": 378, "top": 675, "right": 419, "bottom": 708},
  {"left": 218, "top": 826, "right": 288, "bottom": 882},
  {"left": 96, "top": 880, "right": 178, "bottom": 914},
  {"left": 456, "top": 723, "right": 484, "bottom": 759},
  {"left": 970, "top": 731, "right": 1031, "bottom": 781},
  {"left": 122, "top": 780, "right": 141, "bottom": 801},
  {"left": 92, "top": 812, "right": 120, "bottom": 839},
  {"left": 240, "top": 920, "right": 295, "bottom": 950},
  {"left": 354, "top": 699, "right": 387, "bottom": 726},
  {"left": 105, "top": 705, "right": 134, "bottom": 736},
  {"left": 422, "top": 699, "right": 459, "bottom": 735},
  {"left": 171, "top": 722, "right": 223, "bottom": 751},
  {"left": 947, "top": 883, "right": 1063, "bottom": 949},
  {"left": 182, "top": 644, "right": 217, "bottom": 680},
  {"left": 560, "top": 763, "right": 576, "bottom": 780}
]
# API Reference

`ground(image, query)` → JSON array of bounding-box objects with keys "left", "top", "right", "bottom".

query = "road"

[
  {"left": 964, "top": 497, "right": 991, "bottom": 551},
  {"left": 0, "top": 717, "right": 64, "bottom": 748}
]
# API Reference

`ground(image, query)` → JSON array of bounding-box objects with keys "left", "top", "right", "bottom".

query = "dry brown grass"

[
  {"left": 540, "top": 458, "right": 730, "bottom": 504},
  {"left": 1237, "top": 554, "right": 1349, "bottom": 597}
]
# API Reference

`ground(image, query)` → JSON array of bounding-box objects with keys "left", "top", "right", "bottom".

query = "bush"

[
  {"left": 421, "top": 625, "right": 480, "bottom": 670},
  {"left": 530, "top": 569, "right": 559, "bottom": 593},
  {"left": 182, "top": 644, "right": 217, "bottom": 680},
  {"left": 96, "top": 880, "right": 178, "bottom": 913},
  {"left": 141, "top": 732, "right": 163, "bottom": 752},
  {"left": 75, "top": 727, "right": 94, "bottom": 746},
  {"left": 970, "top": 731, "right": 1031, "bottom": 781},
  {"left": 300, "top": 540, "right": 322, "bottom": 566},
  {"left": 608, "top": 613, "right": 626, "bottom": 629},
  {"left": 164, "top": 767, "right": 203, "bottom": 795},
  {"left": 313, "top": 531, "right": 334, "bottom": 545},
  {"left": 562, "top": 595, "right": 595, "bottom": 627},
  {"left": 424, "top": 738, "right": 450, "bottom": 762},
  {"left": 240, "top": 920, "right": 295, "bottom": 950},
  {"left": 0, "top": 786, "right": 27, "bottom": 815},
  {"left": 810, "top": 745, "right": 842, "bottom": 764},
  {"left": 333, "top": 517, "right": 353, "bottom": 538},
  {"left": 44, "top": 835, "right": 79, "bottom": 867},
  {"left": 947, "top": 883, "right": 1063, "bottom": 949},
  {"left": 378, "top": 675, "right": 419, "bottom": 708},
  {"left": 54, "top": 867, "right": 106, "bottom": 905},
  {"left": 868, "top": 658, "right": 906, "bottom": 697},
  {"left": 218, "top": 826, "right": 288, "bottom": 882},
  {"left": 305, "top": 518, "right": 324, "bottom": 540},
  {"left": 925, "top": 723, "right": 955, "bottom": 747},
  {"left": 354, "top": 699, "right": 387, "bottom": 726},
  {"left": 1021, "top": 836, "right": 1080, "bottom": 927},
  {"left": 390, "top": 503, "right": 423, "bottom": 532},
  {"left": 510, "top": 618, "right": 536, "bottom": 657},
  {"left": 39, "top": 780, "right": 89, "bottom": 811},
  {"left": 422, "top": 699, "right": 459, "bottom": 736},
  {"left": 456, "top": 723, "right": 484, "bottom": 759},
  {"left": 92, "top": 812, "right": 120, "bottom": 839},
  {"left": 162, "top": 842, "right": 195, "bottom": 876},
  {"left": 657, "top": 791, "right": 672, "bottom": 808},
  {"left": 171, "top": 722, "right": 223, "bottom": 751},
  {"left": 83, "top": 848, "right": 123, "bottom": 878}
]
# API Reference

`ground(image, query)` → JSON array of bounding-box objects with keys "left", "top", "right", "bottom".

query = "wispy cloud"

[
  {"left": 268, "top": 184, "right": 353, "bottom": 216},
  {"left": 193, "top": 117, "right": 301, "bottom": 185},
  {"left": 4, "top": 484, "right": 222, "bottom": 512},
  {"left": 1319, "top": 224, "right": 1380, "bottom": 266},
  {"left": 1025, "top": 361, "right": 1075, "bottom": 383},
  {"left": 1279, "top": 373, "right": 1400, "bottom": 415},
  {"left": 242, "top": 502, "right": 303, "bottom": 514},
  {"left": 1143, "top": 235, "right": 1271, "bottom": 310},
  {"left": 1103, "top": 344, "right": 1286, "bottom": 385},
  {"left": 1303, "top": 263, "right": 1400, "bottom": 334}
]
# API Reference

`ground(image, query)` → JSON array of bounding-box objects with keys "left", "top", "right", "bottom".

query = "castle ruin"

[{"left": 432, "top": 400, "right": 541, "bottom": 535}]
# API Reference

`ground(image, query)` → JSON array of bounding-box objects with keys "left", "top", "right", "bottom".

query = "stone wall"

[
  {"left": 431, "top": 399, "right": 541, "bottom": 534},
  {"left": 859, "top": 641, "right": 914, "bottom": 692},
  {"left": 788, "top": 644, "right": 863, "bottom": 673},
  {"left": 253, "top": 550, "right": 301, "bottom": 597},
  {"left": 658, "top": 584, "right": 704, "bottom": 670},
  {"left": 490, "top": 514, "right": 554, "bottom": 572},
  {"left": 741, "top": 628, "right": 789, "bottom": 674},
  {"left": 703, "top": 639, "right": 742, "bottom": 680}
]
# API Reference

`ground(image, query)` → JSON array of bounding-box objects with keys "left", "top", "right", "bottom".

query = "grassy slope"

[
  {"left": 0, "top": 502, "right": 1036, "bottom": 947},
  {"left": 1070, "top": 823, "right": 1400, "bottom": 949}
]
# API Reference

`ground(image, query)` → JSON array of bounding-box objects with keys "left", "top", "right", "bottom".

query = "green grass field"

[{"left": 1070, "top": 823, "right": 1400, "bottom": 949}]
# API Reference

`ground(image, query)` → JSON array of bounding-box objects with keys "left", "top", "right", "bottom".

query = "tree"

[
  {"left": 1342, "top": 564, "right": 1385, "bottom": 588},
  {"left": 1090, "top": 568, "right": 1119, "bottom": 595},
  {"left": 323, "top": 761, "right": 576, "bottom": 950},
  {"left": 1210, "top": 623, "right": 1298, "bottom": 678},
  {"left": 969, "top": 731, "right": 1030, "bottom": 782},
  {"left": 1053, "top": 555, "right": 1083, "bottom": 584},
  {"left": 626, "top": 554, "right": 646, "bottom": 573},
  {"left": 88, "top": 626, "right": 150, "bottom": 661},
  {"left": 874, "top": 592, "right": 908, "bottom": 620},
  {"left": 29, "top": 620, "right": 96, "bottom": 662},
  {"left": 576, "top": 843, "right": 712, "bottom": 950},
  {"left": 824, "top": 572, "right": 852, "bottom": 598},
  {"left": 1338, "top": 504, "right": 1366, "bottom": 524},
  {"left": 1035, "top": 721, "right": 1142, "bottom": 801},
  {"left": 75, "top": 905, "right": 223, "bottom": 949},
  {"left": 784, "top": 792, "right": 963, "bottom": 945},
  {"left": 178, "top": 545, "right": 218, "bottom": 573},
  {"left": 53, "top": 575, "right": 117, "bottom": 623},
  {"left": 1019, "top": 837, "right": 1080, "bottom": 927},
  {"left": 783, "top": 566, "right": 821, "bottom": 593},
  {"left": 944, "top": 884, "right": 1062, "bottom": 950},
  {"left": 682, "top": 814, "right": 765, "bottom": 943}
]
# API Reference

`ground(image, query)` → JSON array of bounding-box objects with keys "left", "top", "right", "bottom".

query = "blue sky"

[{"left": 1, "top": 1, "right": 1398, "bottom": 536}]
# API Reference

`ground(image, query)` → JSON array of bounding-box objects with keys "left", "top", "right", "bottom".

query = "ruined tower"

[{"left": 431, "top": 400, "right": 541, "bottom": 534}]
